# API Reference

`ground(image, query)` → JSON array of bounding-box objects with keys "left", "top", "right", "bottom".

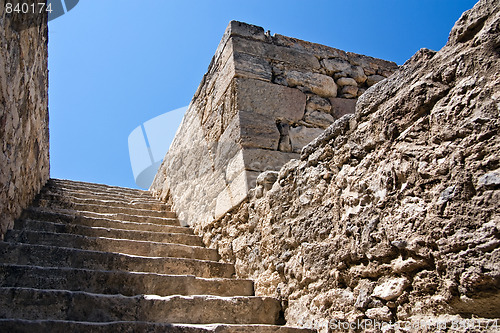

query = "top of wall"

[{"left": 212, "top": 20, "right": 398, "bottom": 80}]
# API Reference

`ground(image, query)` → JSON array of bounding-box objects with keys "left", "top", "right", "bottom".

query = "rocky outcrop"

[
  {"left": 194, "top": 0, "right": 500, "bottom": 331},
  {"left": 0, "top": 7, "right": 49, "bottom": 237},
  {"left": 151, "top": 21, "right": 397, "bottom": 227}
]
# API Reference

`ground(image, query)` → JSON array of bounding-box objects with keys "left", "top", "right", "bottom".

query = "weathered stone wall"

[
  {"left": 151, "top": 21, "right": 397, "bottom": 227},
  {"left": 195, "top": 0, "right": 500, "bottom": 331},
  {"left": 0, "top": 7, "right": 49, "bottom": 237}
]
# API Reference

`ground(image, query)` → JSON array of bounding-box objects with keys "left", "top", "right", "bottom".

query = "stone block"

[
  {"left": 329, "top": 98, "right": 356, "bottom": 119},
  {"left": 284, "top": 70, "right": 337, "bottom": 98},
  {"left": 238, "top": 111, "right": 280, "bottom": 150},
  {"left": 236, "top": 78, "right": 306, "bottom": 122},
  {"left": 215, "top": 170, "right": 260, "bottom": 219},
  {"left": 233, "top": 52, "right": 272, "bottom": 82},
  {"left": 336, "top": 77, "right": 358, "bottom": 87},
  {"left": 289, "top": 126, "right": 325, "bottom": 153},
  {"left": 306, "top": 95, "right": 331, "bottom": 113},
  {"left": 340, "top": 85, "right": 358, "bottom": 99},
  {"left": 304, "top": 110, "right": 335, "bottom": 129},
  {"left": 321, "top": 58, "right": 351, "bottom": 75},
  {"left": 232, "top": 37, "right": 320, "bottom": 70}
]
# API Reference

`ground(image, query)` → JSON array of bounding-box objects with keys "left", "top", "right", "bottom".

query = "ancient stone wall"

[
  {"left": 195, "top": 1, "right": 500, "bottom": 331},
  {"left": 0, "top": 7, "right": 49, "bottom": 237},
  {"left": 151, "top": 21, "right": 397, "bottom": 226}
]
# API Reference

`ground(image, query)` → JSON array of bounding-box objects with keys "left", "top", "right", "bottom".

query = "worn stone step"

[
  {"left": 19, "top": 209, "right": 191, "bottom": 234},
  {"left": 48, "top": 182, "right": 156, "bottom": 203},
  {"left": 39, "top": 191, "right": 170, "bottom": 211},
  {"left": 5, "top": 230, "right": 218, "bottom": 261},
  {"left": 0, "top": 288, "right": 281, "bottom": 325},
  {"left": 14, "top": 219, "right": 201, "bottom": 246},
  {"left": 50, "top": 178, "right": 151, "bottom": 197},
  {"left": 45, "top": 186, "right": 162, "bottom": 205},
  {"left": 0, "top": 264, "right": 253, "bottom": 297},
  {"left": 0, "top": 320, "right": 315, "bottom": 333},
  {"left": 0, "top": 242, "right": 234, "bottom": 278},
  {"left": 36, "top": 199, "right": 175, "bottom": 218},
  {"left": 24, "top": 206, "right": 179, "bottom": 226}
]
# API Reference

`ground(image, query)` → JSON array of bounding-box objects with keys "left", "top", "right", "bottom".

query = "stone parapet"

[
  {"left": 0, "top": 7, "right": 49, "bottom": 236},
  {"left": 151, "top": 21, "right": 398, "bottom": 226}
]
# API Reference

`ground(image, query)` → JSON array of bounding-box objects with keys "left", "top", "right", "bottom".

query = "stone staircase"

[{"left": 0, "top": 179, "right": 313, "bottom": 332}]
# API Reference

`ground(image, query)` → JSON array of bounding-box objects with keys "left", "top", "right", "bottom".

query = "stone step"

[
  {"left": 0, "top": 288, "right": 281, "bottom": 325},
  {"left": 39, "top": 191, "right": 170, "bottom": 211},
  {"left": 0, "top": 320, "right": 315, "bottom": 333},
  {"left": 46, "top": 186, "right": 162, "bottom": 205},
  {"left": 14, "top": 219, "right": 201, "bottom": 246},
  {"left": 0, "top": 242, "right": 234, "bottom": 278},
  {"left": 48, "top": 181, "right": 157, "bottom": 203},
  {"left": 50, "top": 178, "right": 151, "bottom": 197},
  {"left": 24, "top": 207, "right": 179, "bottom": 226},
  {"left": 19, "top": 209, "right": 191, "bottom": 234},
  {"left": 36, "top": 199, "right": 175, "bottom": 218},
  {"left": 5, "top": 230, "right": 218, "bottom": 261},
  {"left": 0, "top": 264, "right": 254, "bottom": 297}
]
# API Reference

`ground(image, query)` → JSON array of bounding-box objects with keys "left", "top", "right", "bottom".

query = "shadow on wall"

[{"left": 128, "top": 106, "right": 188, "bottom": 189}]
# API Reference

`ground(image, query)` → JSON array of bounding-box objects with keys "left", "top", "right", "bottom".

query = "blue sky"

[{"left": 48, "top": 0, "right": 479, "bottom": 189}]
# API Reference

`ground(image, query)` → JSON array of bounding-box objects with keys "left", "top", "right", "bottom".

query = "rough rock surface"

[
  {"left": 195, "top": 1, "right": 500, "bottom": 331},
  {"left": 0, "top": 7, "right": 49, "bottom": 237}
]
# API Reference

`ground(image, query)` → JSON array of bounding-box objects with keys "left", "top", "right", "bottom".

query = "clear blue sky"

[{"left": 48, "top": 0, "right": 478, "bottom": 189}]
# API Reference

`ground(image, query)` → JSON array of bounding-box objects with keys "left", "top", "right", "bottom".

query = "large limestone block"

[
  {"left": 232, "top": 37, "right": 320, "bottom": 70},
  {"left": 215, "top": 170, "right": 253, "bottom": 219},
  {"left": 238, "top": 111, "right": 280, "bottom": 150},
  {"left": 284, "top": 70, "right": 337, "bottom": 98},
  {"left": 233, "top": 52, "right": 272, "bottom": 82},
  {"left": 236, "top": 78, "right": 306, "bottom": 122},
  {"left": 288, "top": 126, "right": 325, "bottom": 153}
]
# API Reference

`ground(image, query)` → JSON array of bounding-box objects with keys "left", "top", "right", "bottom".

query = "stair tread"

[
  {"left": 5, "top": 230, "right": 218, "bottom": 260},
  {"left": 0, "top": 263, "right": 254, "bottom": 297},
  {"left": 0, "top": 319, "right": 314, "bottom": 332},
  {"left": 0, "top": 287, "right": 281, "bottom": 324},
  {"left": 0, "top": 242, "right": 235, "bottom": 278},
  {"left": 15, "top": 219, "right": 200, "bottom": 244},
  {"left": 25, "top": 206, "right": 179, "bottom": 226}
]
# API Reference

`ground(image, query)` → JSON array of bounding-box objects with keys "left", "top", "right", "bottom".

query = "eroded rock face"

[
  {"left": 0, "top": 8, "right": 49, "bottom": 236},
  {"left": 196, "top": 0, "right": 500, "bottom": 331}
]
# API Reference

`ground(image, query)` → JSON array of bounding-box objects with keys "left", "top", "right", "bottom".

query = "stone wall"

[
  {"left": 0, "top": 7, "right": 49, "bottom": 237},
  {"left": 195, "top": 0, "right": 500, "bottom": 331},
  {"left": 151, "top": 21, "right": 397, "bottom": 226}
]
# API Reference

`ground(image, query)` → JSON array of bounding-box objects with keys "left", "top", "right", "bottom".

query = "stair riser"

[
  {"left": 0, "top": 321, "right": 315, "bottom": 333},
  {"left": 0, "top": 265, "right": 253, "bottom": 297},
  {"left": 5, "top": 231, "right": 218, "bottom": 261},
  {"left": 15, "top": 220, "right": 200, "bottom": 245},
  {"left": 0, "top": 243, "right": 234, "bottom": 278},
  {"left": 0, "top": 289, "right": 281, "bottom": 324}
]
